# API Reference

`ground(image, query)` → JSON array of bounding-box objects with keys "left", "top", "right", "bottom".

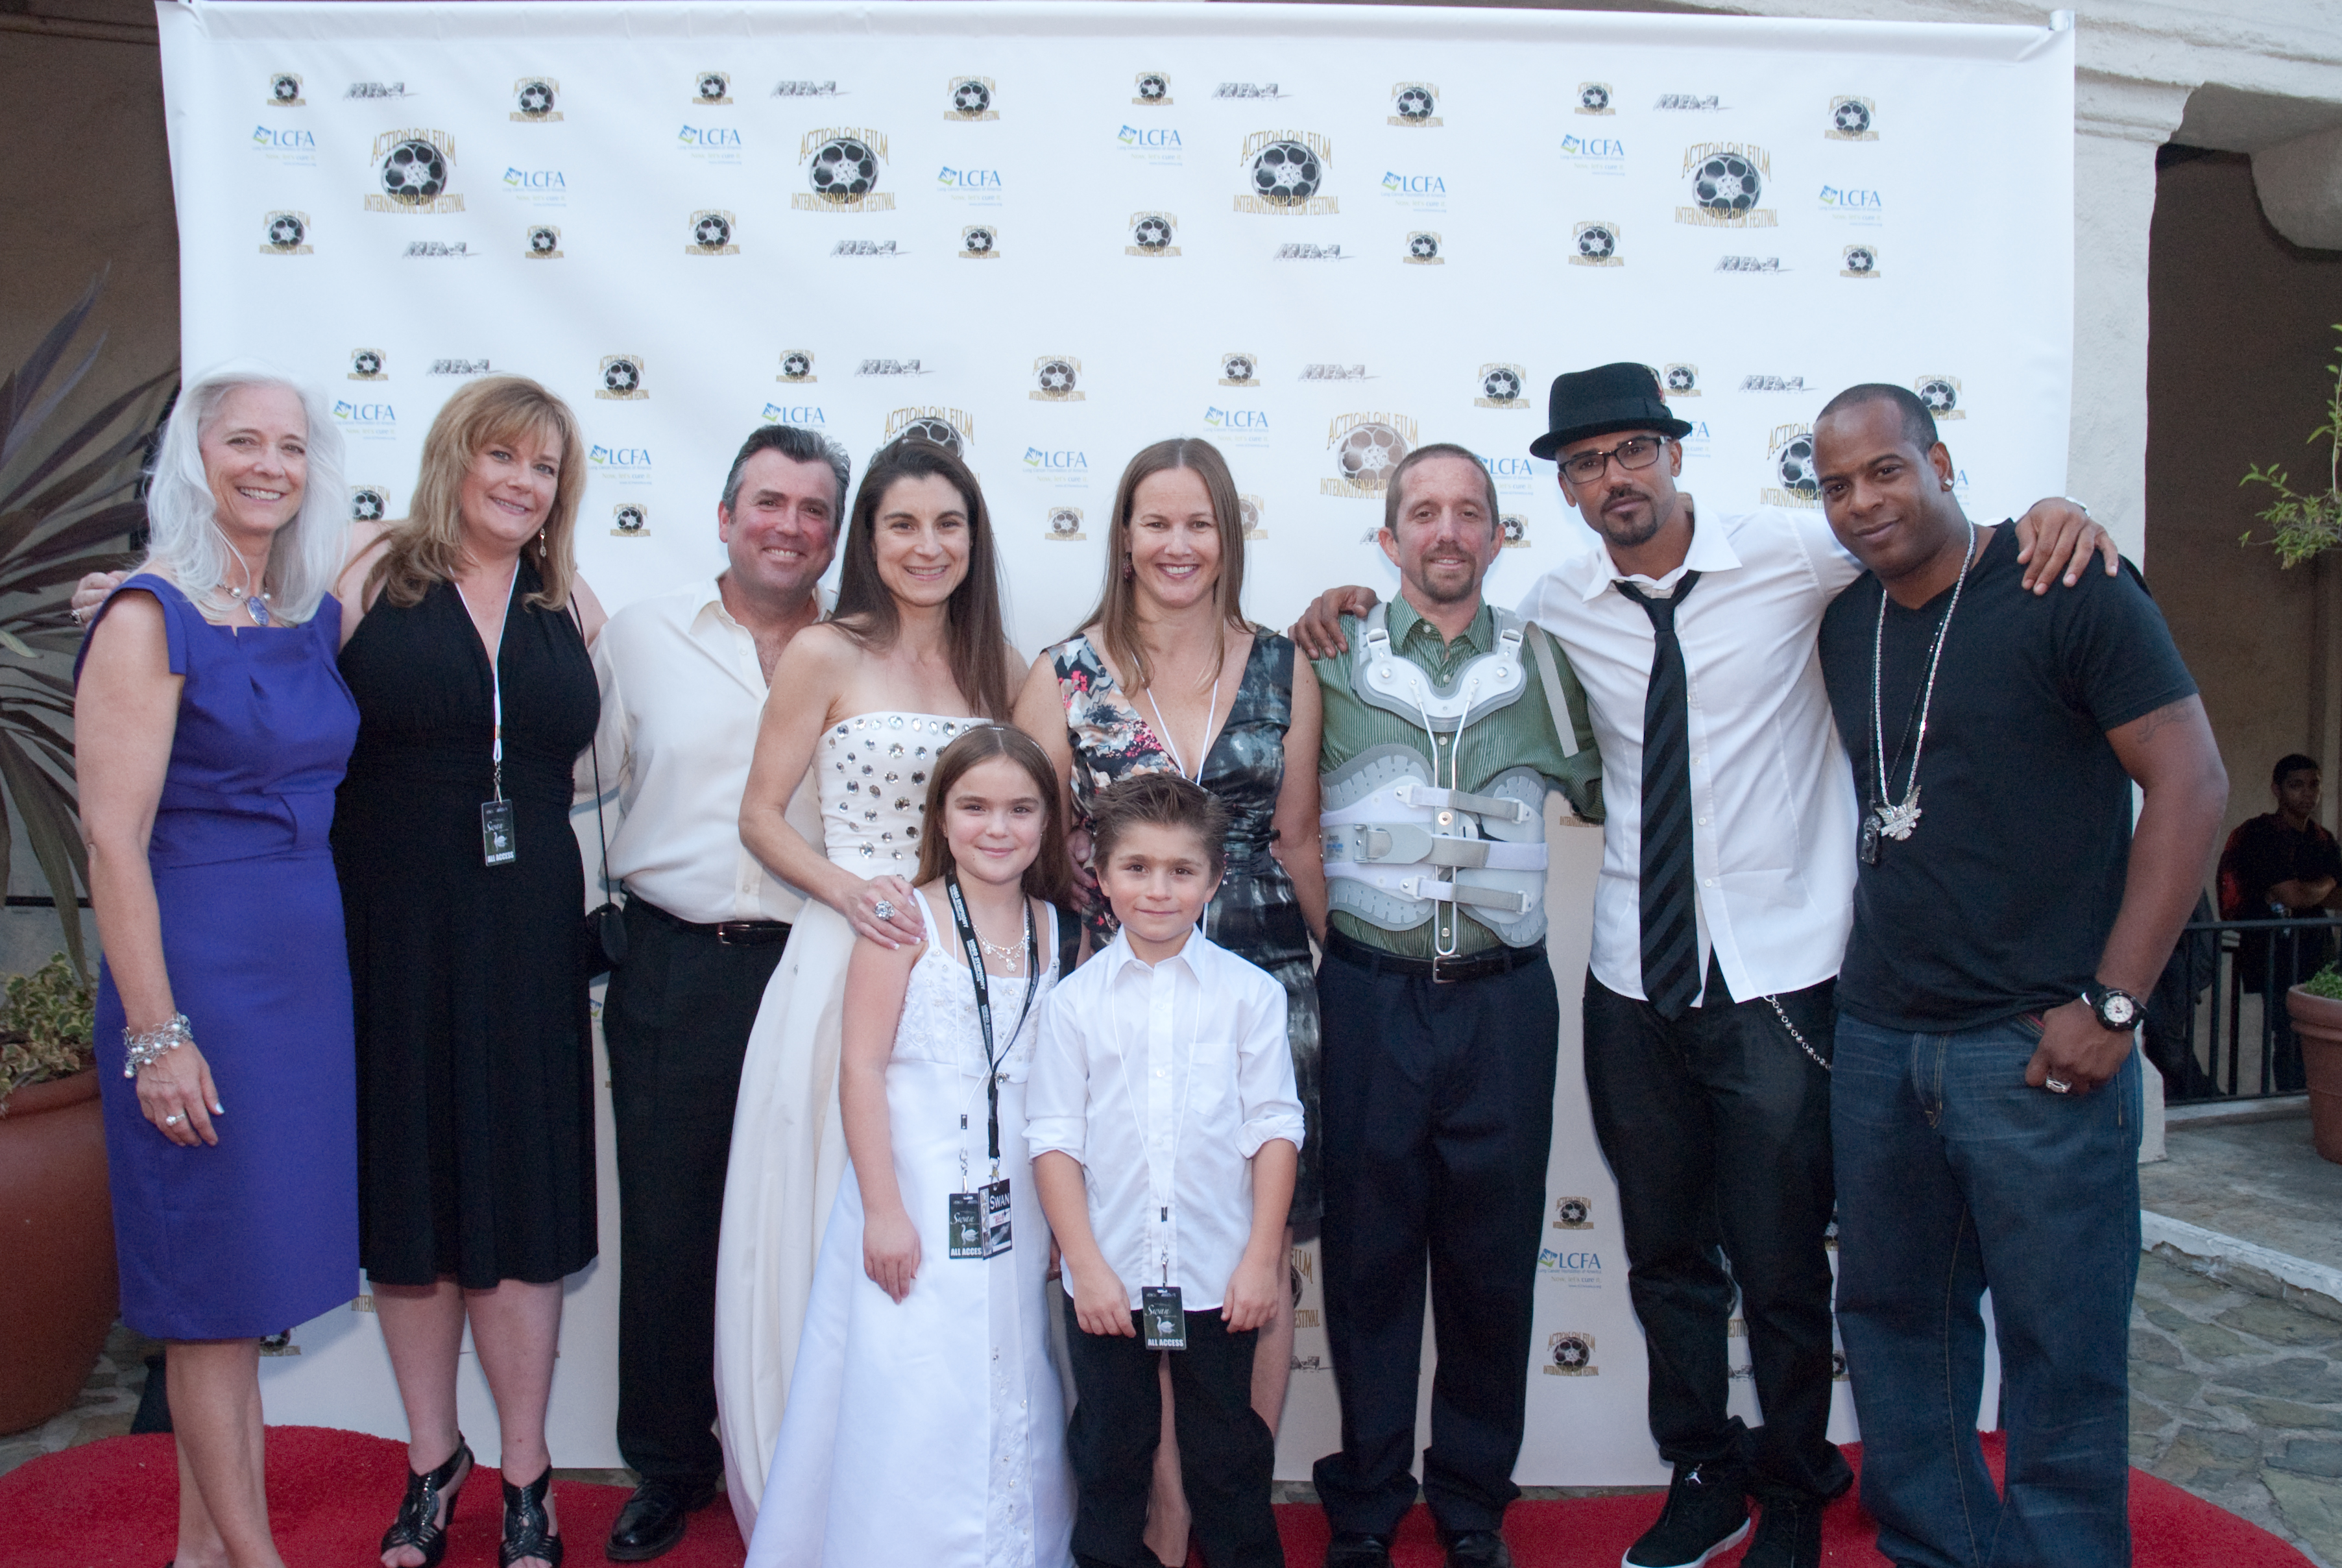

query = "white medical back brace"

[{"left": 1319, "top": 603, "right": 1577, "bottom": 947}]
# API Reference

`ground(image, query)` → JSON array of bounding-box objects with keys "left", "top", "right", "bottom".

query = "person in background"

[
  {"left": 75, "top": 368, "right": 357, "bottom": 1568},
  {"left": 585, "top": 424, "right": 845, "bottom": 1562},
  {"left": 1812, "top": 383, "right": 2226, "bottom": 1568},
  {"left": 2217, "top": 753, "right": 2342, "bottom": 1091}
]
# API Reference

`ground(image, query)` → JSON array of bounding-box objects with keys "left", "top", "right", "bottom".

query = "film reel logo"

[
  {"left": 1219, "top": 352, "right": 1260, "bottom": 387},
  {"left": 1661, "top": 363, "right": 1701, "bottom": 398},
  {"left": 694, "top": 71, "right": 733, "bottom": 106},
  {"left": 777, "top": 351, "right": 817, "bottom": 383},
  {"left": 960, "top": 225, "right": 1000, "bottom": 260},
  {"left": 348, "top": 348, "right": 387, "bottom": 382},
  {"left": 795, "top": 128, "right": 894, "bottom": 211},
  {"left": 367, "top": 130, "right": 463, "bottom": 214},
  {"left": 1551, "top": 1196, "right": 1593, "bottom": 1230},
  {"left": 686, "top": 210, "right": 740, "bottom": 255},
  {"left": 265, "top": 72, "right": 304, "bottom": 108},
  {"left": 1676, "top": 142, "right": 1774, "bottom": 229},
  {"left": 350, "top": 487, "right": 389, "bottom": 524},
  {"left": 1501, "top": 514, "right": 1530, "bottom": 549},
  {"left": 596, "top": 355, "right": 649, "bottom": 402},
  {"left": 1032, "top": 357, "right": 1084, "bottom": 402},
  {"left": 1322, "top": 413, "right": 1417, "bottom": 499},
  {"left": 1043, "top": 505, "right": 1087, "bottom": 542},
  {"left": 945, "top": 76, "right": 998, "bottom": 121},
  {"left": 1842, "top": 244, "right": 1881, "bottom": 279},
  {"left": 1544, "top": 1331, "right": 1599, "bottom": 1376},
  {"left": 1403, "top": 231, "right": 1444, "bottom": 265},
  {"left": 1828, "top": 95, "right": 1878, "bottom": 141},
  {"left": 610, "top": 503, "right": 651, "bottom": 538},
  {"left": 882, "top": 407, "right": 974, "bottom": 459},
  {"left": 1569, "top": 221, "right": 1623, "bottom": 268},
  {"left": 1476, "top": 365, "right": 1528, "bottom": 409},
  {"left": 1762, "top": 422, "right": 1822, "bottom": 511},
  {"left": 1240, "top": 494, "right": 1266, "bottom": 542},
  {"left": 1236, "top": 130, "right": 1337, "bottom": 215},
  {"left": 1133, "top": 71, "right": 1173, "bottom": 107},
  {"left": 524, "top": 224, "right": 562, "bottom": 260},
  {"left": 1127, "top": 211, "right": 1181, "bottom": 257},
  {"left": 1389, "top": 83, "right": 1441, "bottom": 127},
  {"left": 511, "top": 77, "right": 562, "bottom": 122},
  {"left": 1575, "top": 82, "right": 1613, "bottom": 116},
  {"left": 261, "top": 211, "right": 312, "bottom": 254},
  {"left": 1914, "top": 375, "right": 1963, "bottom": 420}
]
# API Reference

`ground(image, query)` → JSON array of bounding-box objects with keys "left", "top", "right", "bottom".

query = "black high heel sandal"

[
  {"left": 379, "top": 1436, "right": 472, "bottom": 1568},
  {"left": 500, "top": 1467, "right": 564, "bottom": 1568}
]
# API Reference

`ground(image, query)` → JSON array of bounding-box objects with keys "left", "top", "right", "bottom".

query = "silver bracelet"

[{"left": 123, "top": 1013, "right": 194, "bottom": 1077}]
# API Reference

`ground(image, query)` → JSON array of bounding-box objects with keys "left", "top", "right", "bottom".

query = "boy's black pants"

[{"left": 1060, "top": 1295, "right": 1281, "bottom": 1568}]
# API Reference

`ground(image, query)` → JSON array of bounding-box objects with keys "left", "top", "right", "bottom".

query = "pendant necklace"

[
  {"left": 978, "top": 932, "right": 1026, "bottom": 974},
  {"left": 1142, "top": 651, "right": 1223, "bottom": 786},
  {"left": 215, "top": 526, "right": 273, "bottom": 626},
  {"left": 1862, "top": 518, "right": 1975, "bottom": 865}
]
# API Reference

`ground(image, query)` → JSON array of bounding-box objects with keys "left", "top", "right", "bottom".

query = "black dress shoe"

[
  {"left": 604, "top": 1479, "right": 716, "bottom": 1563},
  {"left": 1443, "top": 1530, "right": 1515, "bottom": 1568},
  {"left": 1325, "top": 1532, "right": 1395, "bottom": 1568}
]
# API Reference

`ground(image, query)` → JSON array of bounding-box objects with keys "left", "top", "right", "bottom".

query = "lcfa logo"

[
  {"left": 678, "top": 125, "right": 743, "bottom": 163},
  {"left": 1559, "top": 134, "right": 1627, "bottom": 175},
  {"left": 590, "top": 444, "right": 653, "bottom": 475},
  {"left": 1117, "top": 125, "right": 1183, "bottom": 167},
  {"left": 1820, "top": 185, "right": 1884, "bottom": 227},
  {"left": 1022, "top": 448, "right": 1087, "bottom": 470},
  {"left": 251, "top": 125, "right": 316, "bottom": 165},
  {"left": 332, "top": 400, "right": 394, "bottom": 425}
]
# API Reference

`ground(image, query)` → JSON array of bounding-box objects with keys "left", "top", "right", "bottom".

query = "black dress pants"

[
  {"left": 1580, "top": 958, "right": 1849, "bottom": 1503},
  {"left": 602, "top": 897, "right": 786, "bottom": 1486},
  {"left": 1060, "top": 1296, "right": 1280, "bottom": 1568},
  {"left": 1312, "top": 941, "right": 1560, "bottom": 1538}
]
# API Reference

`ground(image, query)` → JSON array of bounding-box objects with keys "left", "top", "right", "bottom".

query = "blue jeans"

[{"left": 1831, "top": 1013, "right": 2140, "bottom": 1568}]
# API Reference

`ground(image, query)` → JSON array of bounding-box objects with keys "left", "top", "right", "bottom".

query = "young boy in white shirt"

[{"left": 1029, "top": 773, "right": 1305, "bottom": 1568}]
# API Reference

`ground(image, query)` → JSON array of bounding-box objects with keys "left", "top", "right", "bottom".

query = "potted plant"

[
  {"left": 0, "top": 954, "right": 112, "bottom": 1434},
  {"left": 2240, "top": 322, "right": 2342, "bottom": 568},
  {"left": 2289, "top": 963, "right": 2342, "bottom": 1164}
]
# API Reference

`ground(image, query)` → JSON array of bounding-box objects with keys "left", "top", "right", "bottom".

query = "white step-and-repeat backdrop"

[{"left": 160, "top": 0, "right": 2067, "bottom": 1483}]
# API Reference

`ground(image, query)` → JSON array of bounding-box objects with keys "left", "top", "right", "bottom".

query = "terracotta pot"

[
  {"left": 0, "top": 1068, "right": 118, "bottom": 1434},
  {"left": 2288, "top": 986, "right": 2342, "bottom": 1164}
]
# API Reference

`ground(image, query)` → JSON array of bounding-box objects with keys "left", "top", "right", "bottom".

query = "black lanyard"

[{"left": 943, "top": 869, "right": 1039, "bottom": 1167}]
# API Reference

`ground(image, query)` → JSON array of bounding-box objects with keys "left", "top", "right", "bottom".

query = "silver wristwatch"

[{"left": 2082, "top": 981, "right": 2142, "bottom": 1032}]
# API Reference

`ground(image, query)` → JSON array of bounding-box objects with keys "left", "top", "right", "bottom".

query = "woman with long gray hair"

[{"left": 74, "top": 367, "right": 360, "bottom": 1568}]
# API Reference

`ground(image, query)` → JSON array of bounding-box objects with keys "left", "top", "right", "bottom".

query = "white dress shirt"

[
  {"left": 585, "top": 577, "right": 828, "bottom": 926},
  {"left": 1025, "top": 930, "right": 1304, "bottom": 1312},
  {"left": 1518, "top": 504, "right": 1862, "bottom": 1006}
]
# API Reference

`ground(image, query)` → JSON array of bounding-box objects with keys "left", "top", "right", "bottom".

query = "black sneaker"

[
  {"left": 1622, "top": 1463, "right": 1750, "bottom": 1568},
  {"left": 1740, "top": 1493, "right": 1823, "bottom": 1568}
]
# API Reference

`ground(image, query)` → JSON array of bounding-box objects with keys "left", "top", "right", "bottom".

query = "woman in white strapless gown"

[{"left": 715, "top": 439, "right": 1026, "bottom": 1541}]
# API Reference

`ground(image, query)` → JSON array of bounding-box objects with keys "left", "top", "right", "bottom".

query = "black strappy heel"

[
  {"left": 499, "top": 1467, "right": 564, "bottom": 1568},
  {"left": 379, "top": 1436, "right": 472, "bottom": 1568}
]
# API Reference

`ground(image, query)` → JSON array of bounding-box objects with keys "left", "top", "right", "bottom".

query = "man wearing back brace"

[{"left": 1307, "top": 442, "right": 1603, "bottom": 1568}]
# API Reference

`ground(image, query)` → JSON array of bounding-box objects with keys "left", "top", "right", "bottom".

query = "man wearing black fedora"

[{"left": 1294, "top": 362, "right": 2114, "bottom": 1568}]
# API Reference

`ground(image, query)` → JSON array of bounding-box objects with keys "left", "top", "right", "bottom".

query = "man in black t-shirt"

[
  {"left": 2219, "top": 754, "right": 2342, "bottom": 1090},
  {"left": 1809, "top": 386, "right": 2227, "bottom": 1568}
]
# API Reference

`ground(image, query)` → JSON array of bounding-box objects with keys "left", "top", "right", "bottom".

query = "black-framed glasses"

[{"left": 1558, "top": 435, "right": 1666, "bottom": 485}]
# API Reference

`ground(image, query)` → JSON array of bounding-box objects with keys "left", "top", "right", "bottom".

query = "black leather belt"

[
  {"left": 625, "top": 893, "right": 793, "bottom": 948},
  {"left": 1322, "top": 926, "right": 1545, "bottom": 985}
]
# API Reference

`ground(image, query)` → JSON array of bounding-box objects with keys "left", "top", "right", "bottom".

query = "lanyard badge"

[
  {"left": 468, "top": 563, "right": 522, "bottom": 867},
  {"left": 943, "top": 870, "right": 1038, "bottom": 1260},
  {"left": 1141, "top": 1284, "right": 1187, "bottom": 1349}
]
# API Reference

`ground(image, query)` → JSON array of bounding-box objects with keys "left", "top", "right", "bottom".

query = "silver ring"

[
  {"left": 872, "top": 899, "right": 896, "bottom": 923},
  {"left": 162, "top": 1113, "right": 181, "bottom": 1126},
  {"left": 2046, "top": 1078, "right": 2072, "bottom": 1094},
  {"left": 70, "top": 605, "right": 89, "bottom": 627}
]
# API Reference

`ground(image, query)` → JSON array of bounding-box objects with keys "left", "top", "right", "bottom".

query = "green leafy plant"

[
  {"left": 2240, "top": 323, "right": 2342, "bottom": 570},
  {"left": 0, "top": 276, "right": 178, "bottom": 972},
  {"left": 0, "top": 952, "right": 95, "bottom": 1101},
  {"left": 2301, "top": 963, "right": 2342, "bottom": 1002}
]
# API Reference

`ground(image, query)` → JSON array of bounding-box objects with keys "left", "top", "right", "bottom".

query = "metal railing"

[{"left": 2153, "top": 915, "right": 2342, "bottom": 1103}]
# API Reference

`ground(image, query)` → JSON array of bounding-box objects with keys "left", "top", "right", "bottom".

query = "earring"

[{"left": 1122, "top": 557, "right": 1135, "bottom": 581}]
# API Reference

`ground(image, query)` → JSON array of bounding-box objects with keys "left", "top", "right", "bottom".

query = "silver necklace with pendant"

[
  {"left": 215, "top": 527, "right": 273, "bottom": 626},
  {"left": 1862, "top": 518, "right": 1974, "bottom": 866}
]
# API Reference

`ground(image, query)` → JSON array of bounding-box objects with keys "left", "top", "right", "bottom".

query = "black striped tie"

[{"left": 1619, "top": 574, "right": 1702, "bottom": 1020}]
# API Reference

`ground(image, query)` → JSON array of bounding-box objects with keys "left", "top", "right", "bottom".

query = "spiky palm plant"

[{"left": 0, "top": 276, "right": 178, "bottom": 973}]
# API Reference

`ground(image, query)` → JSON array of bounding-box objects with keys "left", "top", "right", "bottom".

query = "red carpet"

[{"left": 0, "top": 1425, "right": 2310, "bottom": 1566}]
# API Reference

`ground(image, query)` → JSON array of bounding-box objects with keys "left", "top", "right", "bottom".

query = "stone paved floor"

[
  {"left": 2131, "top": 1248, "right": 2342, "bottom": 1565},
  {"left": 0, "top": 1320, "right": 160, "bottom": 1480}
]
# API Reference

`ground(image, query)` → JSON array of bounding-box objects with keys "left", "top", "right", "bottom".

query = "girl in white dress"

[
  {"left": 748, "top": 725, "right": 1079, "bottom": 1568},
  {"left": 716, "top": 440, "right": 1026, "bottom": 1539}
]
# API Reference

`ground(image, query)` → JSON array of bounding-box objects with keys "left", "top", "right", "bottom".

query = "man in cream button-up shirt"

[{"left": 583, "top": 424, "right": 843, "bottom": 1563}]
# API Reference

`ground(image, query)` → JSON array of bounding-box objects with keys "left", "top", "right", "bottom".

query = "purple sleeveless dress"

[{"left": 77, "top": 575, "right": 362, "bottom": 1339}]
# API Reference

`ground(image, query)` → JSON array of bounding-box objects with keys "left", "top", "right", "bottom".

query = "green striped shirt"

[{"left": 1314, "top": 597, "right": 1604, "bottom": 958}]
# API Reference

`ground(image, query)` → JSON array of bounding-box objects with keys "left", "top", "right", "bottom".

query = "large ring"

[
  {"left": 873, "top": 899, "right": 897, "bottom": 923},
  {"left": 2045, "top": 1077, "right": 2073, "bottom": 1094},
  {"left": 69, "top": 605, "right": 89, "bottom": 627},
  {"left": 162, "top": 1113, "right": 181, "bottom": 1126}
]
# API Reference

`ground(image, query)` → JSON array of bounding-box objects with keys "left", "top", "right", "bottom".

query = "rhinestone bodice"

[{"left": 819, "top": 710, "right": 980, "bottom": 873}]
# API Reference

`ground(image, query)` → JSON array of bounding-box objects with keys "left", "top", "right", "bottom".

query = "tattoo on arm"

[{"left": 2130, "top": 699, "right": 2190, "bottom": 746}]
